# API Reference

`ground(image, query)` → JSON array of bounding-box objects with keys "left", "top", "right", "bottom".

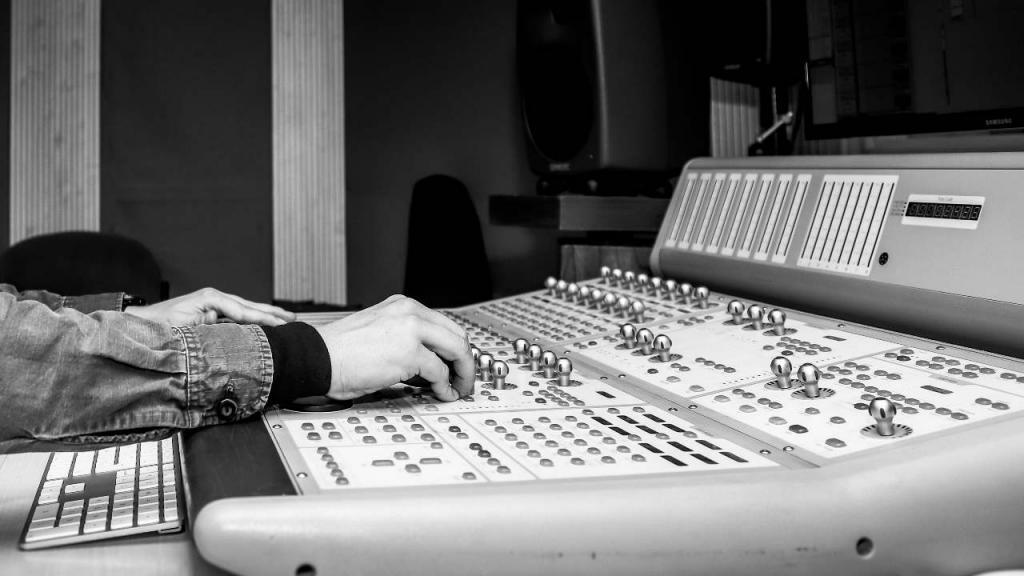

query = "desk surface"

[{"left": 0, "top": 452, "right": 223, "bottom": 575}]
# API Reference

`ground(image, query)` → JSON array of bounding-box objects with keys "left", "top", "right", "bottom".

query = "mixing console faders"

[
  {"left": 458, "top": 266, "right": 718, "bottom": 345},
  {"left": 276, "top": 268, "right": 1024, "bottom": 475},
  {"left": 191, "top": 153, "right": 1024, "bottom": 576},
  {"left": 266, "top": 345, "right": 777, "bottom": 494}
]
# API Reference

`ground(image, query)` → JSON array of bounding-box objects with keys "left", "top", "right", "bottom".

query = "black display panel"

[
  {"left": 804, "top": 0, "right": 1024, "bottom": 139},
  {"left": 904, "top": 202, "right": 982, "bottom": 221}
]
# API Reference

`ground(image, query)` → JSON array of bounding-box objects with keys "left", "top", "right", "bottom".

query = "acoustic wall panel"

[
  {"left": 709, "top": 77, "right": 759, "bottom": 159},
  {"left": 10, "top": 0, "right": 100, "bottom": 244},
  {"left": 272, "top": 0, "right": 346, "bottom": 303},
  {"left": 0, "top": 0, "right": 10, "bottom": 252}
]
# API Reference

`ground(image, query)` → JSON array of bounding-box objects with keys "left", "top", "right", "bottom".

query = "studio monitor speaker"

[{"left": 517, "top": 0, "right": 708, "bottom": 176}]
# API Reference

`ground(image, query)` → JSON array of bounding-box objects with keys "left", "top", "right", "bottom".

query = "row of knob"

[
  {"left": 598, "top": 266, "right": 692, "bottom": 300},
  {"left": 617, "top": 324, "right": 676, "bottom": 362},
  {"left": 770, "top": 356, "right": 898, "bottom": 436},
  {"left": 544, "top": 276, "right": 711, "bottom": 313},
  {"left": 728, "top": 300, "right": 789, "bottom": 335},
  {"left": 470, "top": 340, "right": 576, "bottom": 389}
]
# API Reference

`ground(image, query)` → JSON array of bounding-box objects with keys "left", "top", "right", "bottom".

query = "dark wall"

[
  {"left": 345, "top": 0, "right": 560, "bottom": 306},
  {"left": 100, "top": 0, "right": 273, "bottom": 301},
  {"left": 0, "top": 0, "right": 9, "bottom": 252}
]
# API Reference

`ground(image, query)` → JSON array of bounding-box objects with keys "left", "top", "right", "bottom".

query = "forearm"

[
  {"left": 0, "top": 293, "right": 273, "bottom": 449},
  {"left": 0, "top": 282, "right": 124, "bottom": 313}
]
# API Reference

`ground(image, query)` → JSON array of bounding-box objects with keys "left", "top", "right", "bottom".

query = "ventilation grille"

[
  {"left": 666, "top": 172, "right": 809, "bottom": 264},
  {"left": 796, "top": 175, "right": 897, "bottom": 276}
]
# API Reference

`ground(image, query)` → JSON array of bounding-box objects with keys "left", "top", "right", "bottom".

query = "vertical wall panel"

[
  {"left": 272, "top": 0, "right": 346, "bottom": 303},
  {"left": 709, "top": 77, "right": 759, "bottom": 159},
  {"left": 10, "top": 0, "right": 100, "bottom": 243},
  {"left": 0, "top": 0, "right": 10, "bottom": 252}
]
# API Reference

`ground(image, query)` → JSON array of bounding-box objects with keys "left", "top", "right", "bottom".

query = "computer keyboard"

[{"left": 19, "top": 435, "right": 185, "bottom": 550}]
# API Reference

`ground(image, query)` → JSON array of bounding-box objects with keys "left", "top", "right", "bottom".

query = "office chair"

[
  {"left": 404, "top": 174, "right": 492, "bottom": 308},
  {"left": 0, "top": 231, "right": 168, "bottom": 303}
]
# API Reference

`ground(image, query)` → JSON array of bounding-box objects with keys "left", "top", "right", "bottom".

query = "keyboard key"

[
  {"left": 29, "top": 517, "right": 56, "bottom": 531},
  {"left": 83, "top": 519, "right": 108, "bottom": 534},
  {"left": 140, "top": 443, "right": 158, "bottom": 467},
  {"left": 71, "top": 451, "right": 95, "bottom": 477},
  {"left": 38, "top": 480, "right": 63, "bottom": 505},
  {"left": 58, "top": 510, "right": 82, "bottom": 527},
  {"left": 163, "top": 506, "right": 179, "bottom": 523},
  {"left": 25, "top": 524, "right": 81, "bottom": 543},
  {"left": 94, "top": 447, "right": 118, "bottom": 474},
  {"left": 31, "top": 503, "right": 60, "bottom": 522},
  {"left": 117, "top": 444, "right": 138, "bottom": 470},
  {"left": 64, "top": 483, "right": 85, "bottom": 496},
  {"left": 46, "top": 453, "right": 74, "bottom": 481},
  {"left": 110, "top": 514, "right": 134, "bottom": 530},
  {"left": 136, "top": 510, "right": 160, "bottom": 526},
  {"left": 161, "top": 437, "right": 174, "bottom": 462}
]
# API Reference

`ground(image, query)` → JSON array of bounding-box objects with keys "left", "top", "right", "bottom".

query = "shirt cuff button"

[{"left": 217, "top": 398, "right": 239, "bottom": 419}]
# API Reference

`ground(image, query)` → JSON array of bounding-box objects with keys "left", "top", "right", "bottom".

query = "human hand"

[
  {"left": 314, "top": 295, "right": 473, "bottom": 402},
  {"left": 124, "top": 288, "right": 296, "bottom": 327}
]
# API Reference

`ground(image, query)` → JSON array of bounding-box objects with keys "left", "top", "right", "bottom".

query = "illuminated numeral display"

[{"left": 905, "top": 202, "right": 981, "bottom": 220}]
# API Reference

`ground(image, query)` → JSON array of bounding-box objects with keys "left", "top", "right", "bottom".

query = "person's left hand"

[{"left": 123, "top": 288, "right": 296, "bottom": 327}]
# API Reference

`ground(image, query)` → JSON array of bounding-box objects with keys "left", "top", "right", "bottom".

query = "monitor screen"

[{"left": 804, "top": 0, "right": 1024, "bottom": 139}]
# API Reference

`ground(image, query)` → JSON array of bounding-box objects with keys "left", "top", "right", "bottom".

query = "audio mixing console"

[{"left": 192, "top": 153, "right": 1024, "bottom": 576}]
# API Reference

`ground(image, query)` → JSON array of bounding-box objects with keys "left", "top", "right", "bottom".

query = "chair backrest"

[
  {"left": 0, "top": 231, "right": 166, "bottom": 303},
  {"left": 404, "top": 174, "right": 492, "bottom": 308}
]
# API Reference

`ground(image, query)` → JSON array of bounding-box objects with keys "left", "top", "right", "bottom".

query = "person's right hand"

[{"left": 313, "top": 295, "right": 474, "bottom": 402}]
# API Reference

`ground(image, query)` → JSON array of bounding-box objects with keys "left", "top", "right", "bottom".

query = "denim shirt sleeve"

[
  {"left": 0, "top": 283, "right": 124, "bottom": 314},
  {"left": 0, "top": 290, "right": 274, "bottom": 451}
]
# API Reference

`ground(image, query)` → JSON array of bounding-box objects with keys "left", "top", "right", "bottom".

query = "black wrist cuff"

[{"left": 263, "top": 322, "right": 332, "bottom": 405}]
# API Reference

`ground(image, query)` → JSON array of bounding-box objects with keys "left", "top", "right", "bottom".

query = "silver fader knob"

[
  {"left": 624, "top": 270, "right": 636, "bottom": 289},
  {"left": 578, "top": 285, "right": 591, "bottom": 305},
  {"left": 566, "top": 282, "right": 580, "bottom": 303},
  {"left": 589, "top": 288, "right": 604, "bottom": 308},
  {"left": 770, "top": 356, "right": 793, "bottom": 389},
  {"left": 525, "top": 344, "right": 543, "bottom": 371},
  {"left": 798, "top": 363, "right": 821, "bottom": 398},
  {"left": 695, "top": 286, "right": 710, "bottom": 309},
  {"left": 554, "top": 357, "right": 579, "bottom": 387},
  {"left": 478, "top": 353, "right": 494, "bottom": 382},
  {"left": 650, "top": 276, "right": 662, "bottom": 296},
  {"left": 611, "top": 268, "right": 623, "bottom": 286},
  {"left": 616, "top": 296, "right": 631, "bottom": 318},
  {"left": 470, "top": 345, "right": 481, "bottom": 367},
  {"left": 492, "top": 360, "right": 509, "bottom": 390},
  {"left": 728, "top": 300, "right": 745, "bottom": 324},
  {"left": 544, "top": 276, "right": 557, "bottom": 295},
  {"left": 603, "top": 292, "right": 618, "bottom": 313},
  {"left": 636, "top": 328, "right": 654, "bottom": 355},
  {"left": 663, "top": 279, "right": 677, "bottom": 301},
  {"left": 769, "top": 309, "right": 787, "bottom": 336},
  {"left": 555, "top": 279, "right": 568, "bottom": 299},
  {"left": 653, "top": 335, "right": 674, "bottom": 362},
  {"left": 636, "top": 273, "right": 648, "bottom": 292},
  {"left": 747, "top": 304, "right": 764, "bottom": 330},
  {"left": 869, "top": 397, "right": 897, "bottom": 437},
  {"left": 600, "top": 265, "right": 612, "bottom": 284},
  {"left": 679, "top": 282, "right": 694, "bottom": 304},
  {"left": 619, "top": 323, "right": 637, "bottom": 349},
  {"left": 630, "top": 300, "right": 646, "bottom": 323},
  {"left": 512, "top": 338, "right": 529, "bottom": 364},
  {"left": 540, "top": 351, "right": 558, "bottom": 378}
]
